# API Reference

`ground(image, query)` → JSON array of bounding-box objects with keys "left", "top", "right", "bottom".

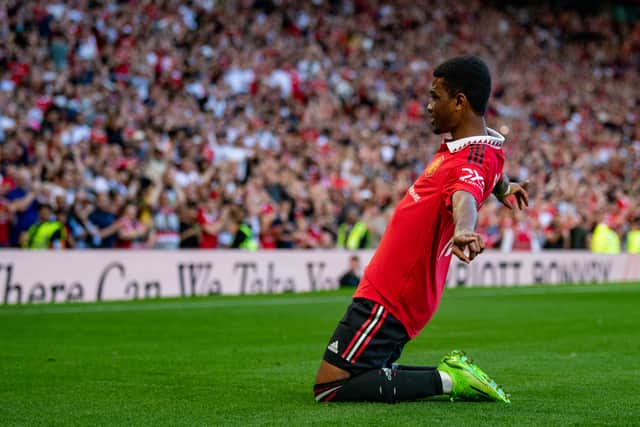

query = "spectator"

[
  {"left": 179, "top": 202, "right": 201, "bottom": 249},
  {"left": 568, "top": 213, "right": 589, "bottom": 250},
  {"left": 229, "top": 206, "right": 259, "bottom": 250},
  {"left": 66, "top": 190, "right": 93, "bottom": 248},
  {"left": 542, "top": 221, "right": 565, "bottom": 249},
  {"left": 337, "top": 206, "right": 371, "bottom": 250},
  {"left": 0, "top": 196, "right": 10, "bottom": 247},
  {"left": 152, "top": 190, "right": 181, "bottom": 249},
  {"left": 116, "top": 203, "right": 152, "bottom": 249},
  {"left": 591, "top": 221, "right": 621, "bottom": 254},
  {"left": 258, "top": 204, "right": 278, "bottom": 249},
  {"left": 339, "top": 255, "right": 362, "bottom": 288},
  {"left": 272, "top": 200, "right": 296, "bottom": 249},
  {"left": 0, "top": 1, "right": 638, "bottom": 251},
  {"left": 627, "top": 217, "right": 640, "bottom": 254},
  {"left": 4, "top": 169, "right": 39, "bottom": 246},
  {"left": 292, "top": 215, "right": 323, "bottom": 249},
  {"left": 87, "top": 192, "right": 119, "bottom": 248},
  {"left": 22, "top": 204, "right": 66, "bottom": 249},
  {"left": 196, "top": 197, "right": 226, "bottom": 249}
]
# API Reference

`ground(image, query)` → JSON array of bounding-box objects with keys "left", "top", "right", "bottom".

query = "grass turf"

[{"left": 1, "top": 283, "right": 639, "bottom": 426}]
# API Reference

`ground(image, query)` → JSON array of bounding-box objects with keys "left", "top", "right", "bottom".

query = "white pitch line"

[
  {"left": 455, "top": 284, "right": 640, "bottom": 298},
  {"left": 0, "top": 295, "right": 351, "bottom": 316},
  {"left": 0, "top": 284, "right": 637, "bottom": 316}
]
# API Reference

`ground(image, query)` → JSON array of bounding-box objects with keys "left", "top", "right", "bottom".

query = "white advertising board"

[
  {"left": 445, "top": 251, "right": 640, "bottom": 287},
  {"left": 0, "top": 250, "right": 638, "bottom": 304}
]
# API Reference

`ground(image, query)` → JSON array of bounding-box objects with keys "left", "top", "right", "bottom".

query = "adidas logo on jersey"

[{"left": 327, "top": 340, "right": 339, "bottom": 354}]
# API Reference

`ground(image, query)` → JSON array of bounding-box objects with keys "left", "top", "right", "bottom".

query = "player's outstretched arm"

[
  {"left": 493, "top": 175, "right": 529, "bottom": 210},
  {"left": 451, "top": 191, "right": 485, "bottom": 264}
]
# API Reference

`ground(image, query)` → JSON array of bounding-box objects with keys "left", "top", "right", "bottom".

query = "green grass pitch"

[{"left": 1, "top": 282, "right": 639, "bottom": 426}]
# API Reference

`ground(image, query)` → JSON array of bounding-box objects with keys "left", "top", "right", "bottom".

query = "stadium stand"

[{"left": 0, "top": 0, "right": 638, "bottom": 250}]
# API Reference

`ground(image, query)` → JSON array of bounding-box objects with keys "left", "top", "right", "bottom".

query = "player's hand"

[
  {"left": 452, "top": 230, "right": 485, "bottom": 264},
  {"left": 497, "top": 180, "right": 529, "bottom": 210}
]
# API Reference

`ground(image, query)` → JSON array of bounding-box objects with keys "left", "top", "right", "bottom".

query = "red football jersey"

[{"left": 354, "top": 129, "right": 506, "bottom": 338}]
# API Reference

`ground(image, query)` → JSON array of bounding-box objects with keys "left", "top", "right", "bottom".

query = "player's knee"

[
  {"left": 314, "top": 360, "right": 351, "bottom": 403},
  {"left": 315, "top": 359, "right": 350, "bottom": 384}
]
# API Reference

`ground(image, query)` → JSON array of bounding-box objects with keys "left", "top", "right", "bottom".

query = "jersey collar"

[{"left": 444, "top": 127, "right": 505, "bottom": 153}]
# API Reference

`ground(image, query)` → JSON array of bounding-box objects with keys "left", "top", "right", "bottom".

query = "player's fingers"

[
  {"left": 469, "top": 239, "right": 480, "bottom": 254},
  {"left": 520, "top": 195, "right": 527, "bottom": 210},
  {"left": 517, "top": 181, "right": 530, "bottom": 207},
  {"left": 453, "top": 234, "right": 471, "bottom": 245},
  {"left": 471, "top": 240, "right": 485, "bottom": 259},
  {"left": 452, "top": 245, "right": 470, "bottom": 264},
  {"left": 502, "top": 198, "right": 513, "bottom": 210},
  {"left": 453, "top": 248, "right": 471, "bottom": 264},
  {"left": 514, "top": 195, "right": 521, "bottom": 210},
  {"left": 519, "top": 191, "right": 529, "bottom": 209}
]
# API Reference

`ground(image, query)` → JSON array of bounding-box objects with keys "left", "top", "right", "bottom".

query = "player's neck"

[{"left": 449, "top": 116, "right": 487, "bottom": 141}]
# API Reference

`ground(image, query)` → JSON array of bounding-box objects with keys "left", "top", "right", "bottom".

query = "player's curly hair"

[{"left": 433, "top": 56, "right": 492, "bottom": 116}]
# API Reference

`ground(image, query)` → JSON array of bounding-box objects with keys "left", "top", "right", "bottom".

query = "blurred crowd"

[{"left": 0, "top": 0, "right": 639, "bottom": 251}]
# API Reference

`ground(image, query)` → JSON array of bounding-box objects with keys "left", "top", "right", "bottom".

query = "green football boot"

[{"left": 437, "top": 350, "right": 511, "bottom": 403}]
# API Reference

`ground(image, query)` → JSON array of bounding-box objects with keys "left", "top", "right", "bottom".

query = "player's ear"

[{"left": 454, "top": 93, "right": 467, "bottom": 112}]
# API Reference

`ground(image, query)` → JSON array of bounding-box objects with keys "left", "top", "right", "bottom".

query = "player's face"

[{"left": 427, "top": 78, "right": 457, "bottom": 134}]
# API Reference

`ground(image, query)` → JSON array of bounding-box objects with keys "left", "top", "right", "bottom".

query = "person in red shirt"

[
  {"left": 197, "top": 197, "right": 225, "bottom": 249},
  {"left": 314, "top": 57, "right": 529, "bottom": 404},
  {"left": 115, "top": 204, "right": 151, "bottom": 249},
  {"left": 0, "top": 198, "right": 10, "bottom": 247}
]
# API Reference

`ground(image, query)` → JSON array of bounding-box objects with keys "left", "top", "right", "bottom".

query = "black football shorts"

[{"left": 322, "top": 298, "right": 409, "bottom": 375}]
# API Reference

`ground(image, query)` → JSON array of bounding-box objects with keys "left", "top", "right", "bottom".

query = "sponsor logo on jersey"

[
  {"left": 408, "top": 185, "right": 421, "bottom": 202},
  {"left": 425, "top": 155, "right": 444, "bottom": 177}
]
